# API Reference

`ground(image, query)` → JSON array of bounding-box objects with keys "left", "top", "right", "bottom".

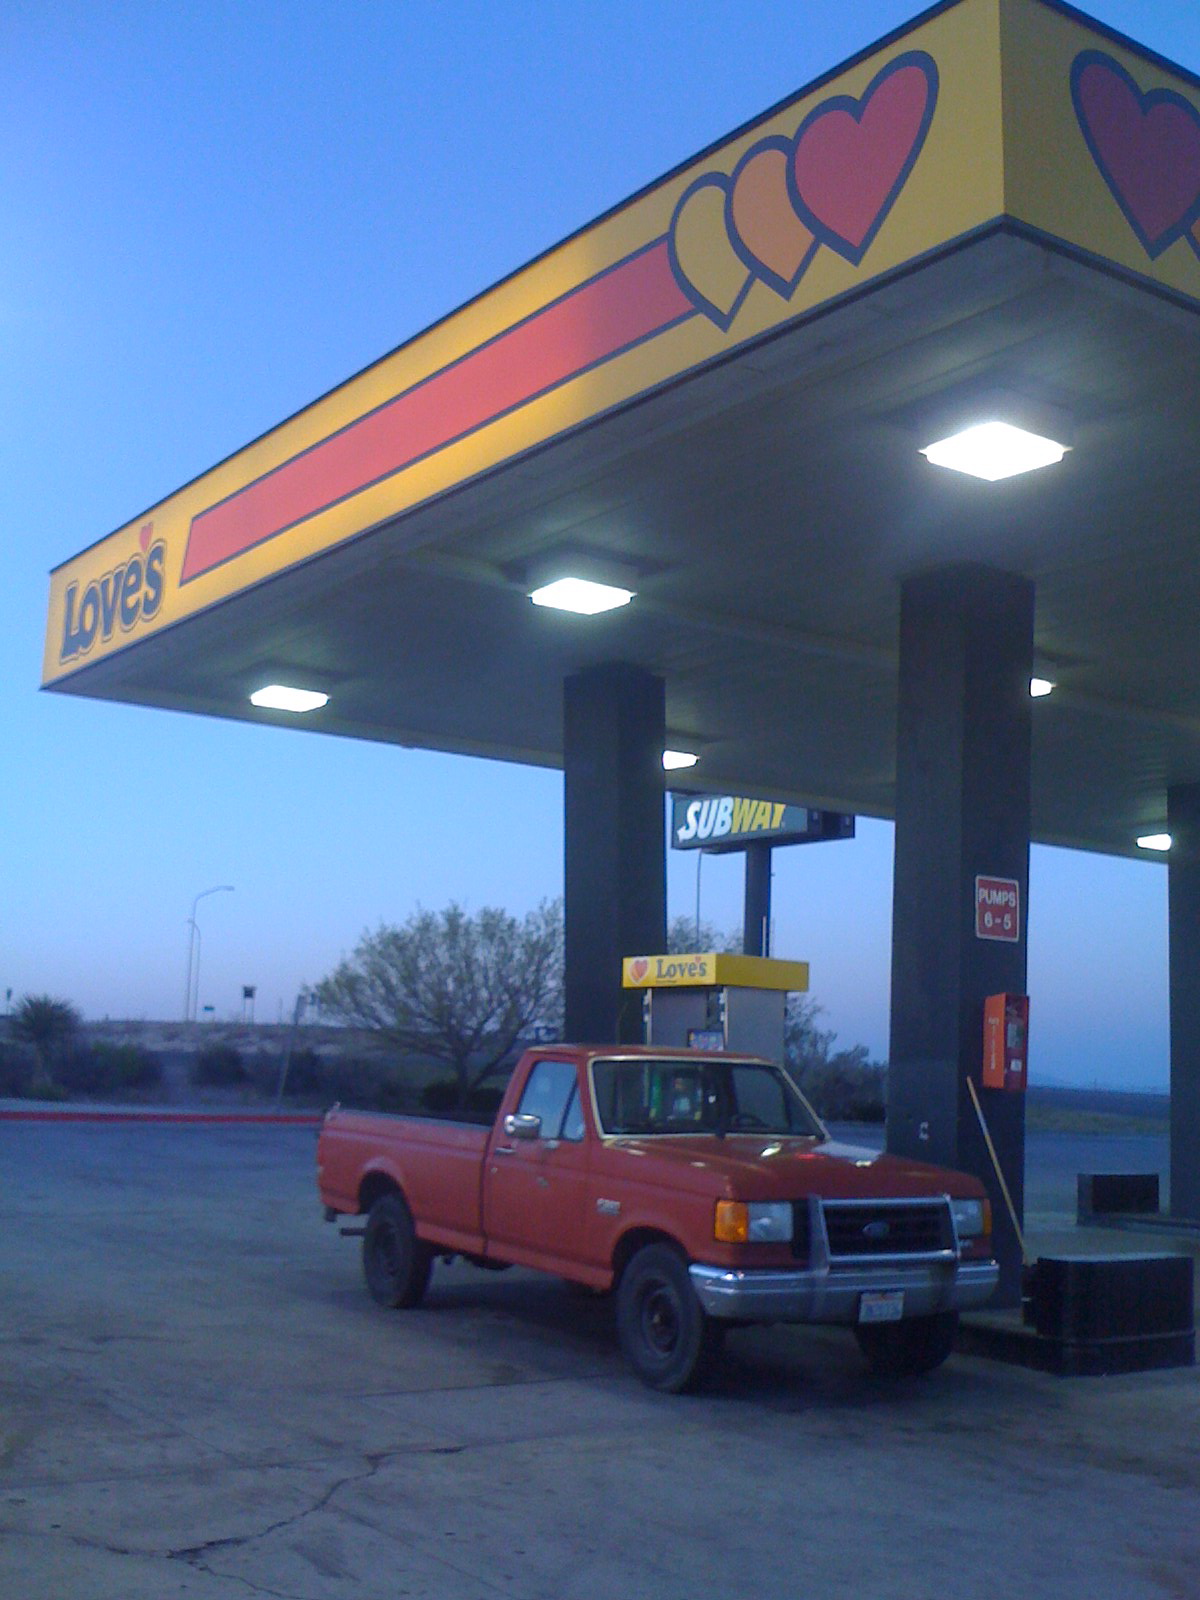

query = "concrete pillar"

[
  {"left": 564, "top": 663, "right": 666, "bottom": 1042},
  {"left": 887, "top": 564, "right": 1034, "bottom": 1306},
  {"left": 1168, "top": 783, "right": 1200, "bottom": 1220}
]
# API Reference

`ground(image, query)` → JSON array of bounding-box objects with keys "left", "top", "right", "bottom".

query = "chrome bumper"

[{"left": 689, "top": 1257, "right": 999, "bottom": 1323}]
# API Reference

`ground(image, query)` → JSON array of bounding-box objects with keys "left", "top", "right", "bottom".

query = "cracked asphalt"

[{"left": 1, "top": 1119, "right": 1197, "bottom": 1600}]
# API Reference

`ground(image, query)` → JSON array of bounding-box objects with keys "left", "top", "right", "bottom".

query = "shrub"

[
  {"left": 416, "top": 1078, "right": 500, "bottom": 1121},
  {"left": 25, "top": 1078, "right": 69, "bottom": 1102},
  {"left": 792, "top": 1053, "right": 887, "bottom": 1123},
  {"left": 59, "top": 1042, "right": 163, "bottom": 1096},
  {"left": 278, "top": 1047, "right": 326, "bottom": 1097},
  {"left": 0, "top": 1042, "right": 34, "bottom": 1097},
  {"left": 419, "top": 1080, "right": 459, "bottom": 1113},
  {"left": 191, "top": 1043, "right": 247, "bottom": 1087},
  {"left": 466, "top": 1084, "right": 504, "bottom": 1117}
]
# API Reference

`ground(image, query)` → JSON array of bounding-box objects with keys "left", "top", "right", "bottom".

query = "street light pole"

[{"left": 183, "top": 885, "right": 234, "bottom": 1022}]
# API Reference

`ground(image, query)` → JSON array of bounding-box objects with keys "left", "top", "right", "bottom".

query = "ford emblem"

[{"left": 863, "top": 1220, "right": 891, "bottom": 1240}]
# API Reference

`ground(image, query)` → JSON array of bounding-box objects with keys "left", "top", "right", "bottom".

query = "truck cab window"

[
  {"left": 516, "top": 1059, "right": 580, "bottom": 1140},
  {"left": 591, "top": 1058, "right": 823, "bottom": 1138}
]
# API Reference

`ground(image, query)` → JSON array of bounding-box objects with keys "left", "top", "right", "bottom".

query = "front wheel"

[
  {"left": 362, "top": 1193, "right": 433, "bottom": 1309},
  {"left": 855, "top": 1311, "right": 958, "bottom": 1377},
  {"left": 616, "top": 1244, "right": 722, "bottom": 1393}
]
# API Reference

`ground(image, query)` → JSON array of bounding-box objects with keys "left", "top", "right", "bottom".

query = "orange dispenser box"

[{"left": 982, "top": 993, "right": 1029, "bottom": 1092}]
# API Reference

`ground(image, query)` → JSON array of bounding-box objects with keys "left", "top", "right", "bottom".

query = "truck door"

[{"left": 485, "top": 1057, "right": 592, "bottom": 1272}]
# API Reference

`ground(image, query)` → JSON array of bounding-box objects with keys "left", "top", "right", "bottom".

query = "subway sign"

[{"left": 670, "top": 794, "right": 854, "bottom": 854}]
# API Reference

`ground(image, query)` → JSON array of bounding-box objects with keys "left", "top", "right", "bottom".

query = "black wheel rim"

[
  {"left": 374, "top": 1221, "right": 400, "bottom": 1282},
  {"left": 640, "top": 1278, "right": 681, "bottom": 1358}
]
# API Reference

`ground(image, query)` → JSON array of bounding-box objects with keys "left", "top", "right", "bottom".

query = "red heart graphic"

[
  {"left": 629, "top": 958, "right": 649, "bottom": 982},
  {"left": 728, "top": 138, "right": 817, "bottom": 297},
  {"left": 139, "top": 522, "right": 153, "bottom": 553},
  {"left": 1071, "top": 51, "right": 1200, "bottom": 259},
  {"left": 790, "top": 54, "right": 937, "bottom": 265}
]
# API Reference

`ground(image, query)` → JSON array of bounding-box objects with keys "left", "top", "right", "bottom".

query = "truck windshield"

[{"left": 590, "top": 1057, "right": 824, "bottom": 1139}]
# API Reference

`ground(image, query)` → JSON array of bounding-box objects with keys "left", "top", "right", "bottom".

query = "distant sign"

[
  {"left": 670, "top": 794, "right": 854, "bottom": 854},
  {"left": 975, "top": 876, "right": 1020, "bottom": 942}
]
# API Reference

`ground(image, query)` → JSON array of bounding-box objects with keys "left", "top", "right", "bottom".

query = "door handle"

[{"left": 494, "top": 1145, "right": 515, "bottom": 1155}]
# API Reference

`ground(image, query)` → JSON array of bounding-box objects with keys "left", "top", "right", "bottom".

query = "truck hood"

[{"left": 604, "top": 1133, "right": 985, "bottom": 1199}]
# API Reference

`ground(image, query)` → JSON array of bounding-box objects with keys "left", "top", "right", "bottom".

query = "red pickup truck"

[{"left": 317, "top": 1044, "right": 998, "bottom": 1391}]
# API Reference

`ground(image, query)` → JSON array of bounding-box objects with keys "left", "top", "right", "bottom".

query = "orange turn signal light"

[{"left": 714, "top": 1200, "right": 749, "bottom": 1243}]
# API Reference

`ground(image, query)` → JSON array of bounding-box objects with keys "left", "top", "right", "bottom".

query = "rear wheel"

[
  {"left": 362, "top": 1193, "right": 432, "bottom": 1309},
  {"left": 616, "top": 1243, "right": 722, "bottom": 1393},
  {"left": 855, "top": 1311, "right": 958, "bottom": 1377}
]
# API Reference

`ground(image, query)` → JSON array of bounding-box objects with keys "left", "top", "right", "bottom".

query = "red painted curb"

[{"left": 0, "top": 1110, "right": 323, "bottom": 1125}]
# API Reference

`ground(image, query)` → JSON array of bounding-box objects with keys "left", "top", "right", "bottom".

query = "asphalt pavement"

[{"left": 0, "top": 1118, "right": 1196, "bottom": 1600}]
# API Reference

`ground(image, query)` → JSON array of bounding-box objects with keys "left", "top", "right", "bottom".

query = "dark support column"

[
  {"left": 1168, "top": 784, "right": 1200, "bottom": 1220},
  {"left": 887, "top": 564, "right": 1034, "bottom": 1307},
  {"left": 564, "top": 663, "right": 666, "bottom": 1043},
  {"left": 743, "top": 843, "right": 773, "bottom": 956}
]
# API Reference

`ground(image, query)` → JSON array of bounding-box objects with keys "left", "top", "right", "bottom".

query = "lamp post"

[{"left": 183, "top": 885, "right": 234, "bottom": 1022}]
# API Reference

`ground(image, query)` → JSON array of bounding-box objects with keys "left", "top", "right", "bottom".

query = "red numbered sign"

[{"left": 975, "top": 876, "right": 1020, "bottom": 942}]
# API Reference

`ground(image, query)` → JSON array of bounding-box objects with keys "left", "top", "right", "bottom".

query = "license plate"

[{"left": 858, "top": 1291, "right": 905, "bottom": 1324}]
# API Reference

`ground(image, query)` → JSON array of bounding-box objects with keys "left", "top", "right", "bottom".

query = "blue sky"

[{"left": 4, "top": 0, "right": 1194, "bottom": 1086}]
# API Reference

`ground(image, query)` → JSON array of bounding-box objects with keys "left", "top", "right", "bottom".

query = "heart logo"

[
  {"left": 789, "top": 52, "right": 938, "bottom": 265},
  {"left": 727, "top": 137, "right": 817, "bottom": 297},
  {"left": 629, "top": 957, "right": 649, "bottom": 982},
  {"left": 139, "top": 522, "right": 153, "bottom": 553},
  {"left": 1071, "top": 50, "right": 1200, "bottom": 259},
  {"left": 669, "top": 174, "right": 753, "bottom": 329}
]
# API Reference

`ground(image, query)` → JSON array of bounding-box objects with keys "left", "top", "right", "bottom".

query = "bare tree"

[
  {"left": 313, "top": 901, "right": 562, "bottom": 1108},
  {"left": 666, "top": 915, "right": 741, "bottom": 954}
]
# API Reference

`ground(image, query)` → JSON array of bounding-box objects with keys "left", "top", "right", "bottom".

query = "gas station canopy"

[{"left": 43, "top": 0, "right": 1200, "bottom": 860}]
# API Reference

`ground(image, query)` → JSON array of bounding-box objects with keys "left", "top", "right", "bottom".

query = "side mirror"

[{"left": 504, "top": 1112, "right": 542, "bottom": 1141}]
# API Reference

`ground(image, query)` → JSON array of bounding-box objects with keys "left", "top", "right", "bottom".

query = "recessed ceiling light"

[
  {"left": 1136, "top": 833, "right": 1172, "bottom": 852},
  {"left": 1030, "top": 677, "right": 1055, "bottom": 698},
  {"left": 529, "top": 577, "right": 635, "bottom": 614},
  {"left": 662, "top": 749, "right": 698, "bottom": 770},
  {"left": 920, "top": 421, "right": 1069, "bottom": 481},
  {"left": 250, "top": 684, "right": 329, "bottom": 713}
]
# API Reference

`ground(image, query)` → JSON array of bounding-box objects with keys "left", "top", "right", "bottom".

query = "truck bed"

[{"left": 318, "top": 1107, "right": 491, "bottom": 1255}]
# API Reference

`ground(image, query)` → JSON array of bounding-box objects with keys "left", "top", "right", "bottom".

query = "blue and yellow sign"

[{"left": 671, "top": 795, "right": 854, "bottom": 853}]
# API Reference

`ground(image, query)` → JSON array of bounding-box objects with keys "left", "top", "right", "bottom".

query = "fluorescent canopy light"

[
  {"left": 920, "top": 421, "right": 1069, "bottom": 481},
  {"left": 250, "top": 684, "right": 329, "bottom": 713},
  {"left": 528, "top": 577, "right": 635, "bottom": 614},
  {"left": 1029, "top": 677, "right": 1055, "bottom": 698},
  {"left": 1136, "top": 833, "right": 1172, "bottom": 852},
  {"left": 662, "top": 749, "right": 699, "bottom": 770}
]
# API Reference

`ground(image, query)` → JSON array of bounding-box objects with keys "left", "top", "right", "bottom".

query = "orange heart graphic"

[
  {"left": 629, "top": 957, "right": 649, "bottom": 981},
  {"left": 728, "top": 137, "right": 816, "bottom": 297}
]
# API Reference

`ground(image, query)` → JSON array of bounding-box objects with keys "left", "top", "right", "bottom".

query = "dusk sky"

[{"left": 5, "top": 0, "right": 1196, "bottom": 1088}]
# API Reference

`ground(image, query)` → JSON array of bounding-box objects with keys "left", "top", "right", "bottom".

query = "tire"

[
  {"left": 616, "top": 1243, "right": 722, "bottom": 1393},
  {"left": 362, "top": 1193, "right": 433, "bottom": 1309},
  {"left": 855, "top": 1311, "right": 958, "bottom": 1377}
]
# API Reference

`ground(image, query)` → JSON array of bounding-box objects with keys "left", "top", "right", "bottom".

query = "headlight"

[
  {"left": 950, "top": 1197, "right": 989, "bottom": 1238},
  {"left": 714, "top": 1200, "right": 793, "bottom": 1243}
]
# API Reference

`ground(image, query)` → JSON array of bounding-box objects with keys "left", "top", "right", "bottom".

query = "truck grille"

[
  {"left": 790, "top": 1201, "right": 812, "bottom": 1263},
  {"left": 821, "top": 1199, "right": 952, "bottom": 1259}
]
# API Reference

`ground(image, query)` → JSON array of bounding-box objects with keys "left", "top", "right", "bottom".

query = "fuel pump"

[{"left": 621, "top": 952, "right": 810, "bottom": 1064}]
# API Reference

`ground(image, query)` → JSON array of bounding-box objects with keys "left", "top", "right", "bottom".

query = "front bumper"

[{"left": 689, "top": 1256, "right": 999, "bottom": 1324}]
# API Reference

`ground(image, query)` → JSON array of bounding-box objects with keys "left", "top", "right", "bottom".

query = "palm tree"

[{"left": 11, "top": 994, "right": 81, "bottom": 1091}]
